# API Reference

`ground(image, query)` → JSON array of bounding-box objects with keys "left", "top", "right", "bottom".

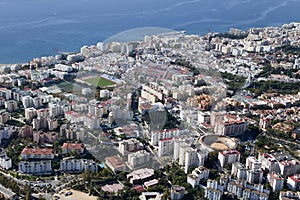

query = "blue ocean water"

[{"left": 0, "top": 0, "right": 299, "bottom": 63}]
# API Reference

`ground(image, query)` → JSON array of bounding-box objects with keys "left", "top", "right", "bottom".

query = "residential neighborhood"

[{"left": 0, "top": 22, "right": 300, "bottom": 199}]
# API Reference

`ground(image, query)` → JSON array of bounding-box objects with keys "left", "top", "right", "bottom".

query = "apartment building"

[
  {"left": 218, "top": 150, "right": 240, "bottom": 167},
  {"left": 18, "top": 160, "right": 52, "bottom": 175},
  {"left": 60, "top": 158, "right": 98, "bottom": 173}
]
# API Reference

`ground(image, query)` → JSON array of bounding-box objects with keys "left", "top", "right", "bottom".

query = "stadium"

[{"left": 200, "top": 134, "right": 238, "bottom": 151}]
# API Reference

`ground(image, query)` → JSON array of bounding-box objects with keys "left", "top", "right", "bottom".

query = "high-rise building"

[
  {"left": 231, "top": 162, "right": 247, "bottom": 180},
  {"left": 171, "top": 185, "right": 185, "bottom": 200},
  {"left": 128, "top": 150, "right": 151, "bottom": 169},
  {"left": 218, "top": 150, "right": 240, "bottom": 168},
  {"left": 246, "top": 156, "right": 262, "bottom": 170},
  {"left": 5, "top": 100, "right": 18, "bottom": 112},
  {"left": 158, "top": 138, "right": 174, "bottom": 157},
  {"left": 118, "top": 139, "right": 140, "bottom": 155},
  {"left": 25, "top": 107, "right": 37, "bottom": 120},
  {"left": 267, "top": 172, "right": 284, "bottom": 192},
  {"left": 247, "top": 169, "right": 263, "bottom": 184},
  {"left": 22, "top": 96, "right": 33, "bottom": 108},
  {"left": 287, "top": 174, "right": 300, "bottom": 191},
  {"left": 0, "top": 110, "right": 9, "bottom": 124}
]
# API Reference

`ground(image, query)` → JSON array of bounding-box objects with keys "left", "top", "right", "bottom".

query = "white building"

[
  {"left": 32, "top": 117, "right": 48, "bottom": 130},
  {"left": 5, "top": 100, "right": 18, "bottom": 112},
  {"left": 25, "top": 107, "right": 37, "bottom": 120},
  {"left": 54, "top": 64, "right": 73, "bottom": 72},
  {"left": 173, "top": 137, "right": 195, "bottom": 162},
  {"left": 84, "top": 115, "right": 100, "bottom": 130},
  {"left": 231, "top": 162, "right": 247, "bottom": 180},
  {"left": 227, "top": 180, "right": 270, "bottom": 200},
  {"left": 171, "top": 185, "right": 185, "bottom": 200},
  {"left": 287, "top": 174, "right": 300, "bottom": 191},
  {"left": 258, "top": 153, "right": 279, "bottom": 173},
  {"left": 22, "top": 96, "right": 33, "bottom": 108},
  {"left": 33, "top": 97, "right": 43, "bottom": 109},
  {"left": 198, "top": 111, "right": 211, "bottom": 124},
  {"left": 100, "top": 90, "right": 110, "bottom": 99},
  {"left": 118, "top": 138, "right": 140, "bottom": 155},
  {"left": 150, "top": 128, "right": 181, "bottom": 146},
  {"left": 82, "top": 88, "right": 92, "bottom": 96},
  {"left": 205, "top": 180, "right": 223, "bottom": 200},
  {"left": 242, "top": 185, "right": 269, "bottom": 200},
  {"left": 49, "top": 103, "right": 63, "bottom": 117},
  {"left": 246, "top": 157, "right": 262, "bottom": 170},
  {"left": 0, "top": 88, "right": 12, "bottom": 100},
  {"left": 278, "top": 160, "right": 300, "bottom": 176},
  {"left": 37, "top": 108, "right": 48, "bottom": 118},
  {"left": 127, "top": 168, "right": 154, "bottom": 184},
  {"left": 279, "top": 191, "right": 300, "bottom": 200},
  {"left": 139, "top": 192, "right": 162, "bottom": 200},
  {"left": 0, "top": 150, "right": 12, "bottom": 170},
  {"left": 47, "top": 118, "right": 58, "bottom": 131},
  {"left": 128, "top": 150, "right": 151, "bottom": 169},
  {"left": 267, "top": 172, "right": 284, "bottom": 192},
  {"left": 18, "top": 160, "right": 52, "bottom": 175},
  {"left": 218, "top": 150, "right": 240, "bottom": 168},
  {"left": 60, "top": 158, "right": 98, "bottom": 173},
  {"left": 187, "top": 166, "right": 209, "bottom": 188},
  {"left": 158, "top": 138, "right": 174, "bottom": 157},
  {"left": 247, "top": 169, "right": 263, "bottom": 184},
  {"left": 184, "top": 147, "right": 208, "bottom": 173},
  {"left": 0, "top": 111, "right": 9, "bottom": 124}
]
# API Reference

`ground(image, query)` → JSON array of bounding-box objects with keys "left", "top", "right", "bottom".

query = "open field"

[
  {"left": 83, "top": 77, "right": 116, "bottom": 87},
  {"left": 55, "top": 189, "right": 98, "bottom": 200}
]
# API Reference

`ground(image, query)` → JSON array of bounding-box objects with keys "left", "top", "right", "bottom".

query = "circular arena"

[{"left": 200, "top": 135, "right": 238, "bottom": 151}]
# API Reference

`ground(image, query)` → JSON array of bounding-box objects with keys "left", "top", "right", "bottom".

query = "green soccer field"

[{"left": 84, "top": 77, "right": 116, "bottom": 87}]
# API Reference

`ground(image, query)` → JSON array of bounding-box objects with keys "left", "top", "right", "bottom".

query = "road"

[
  {"left": 0, "top": 170, "right": 27, "bottom": 186},
  {"left": 11, "top": 117, "right": 26, "bottom": 125},
  {"left": 268, "top": 135, "right": 300, "bottom": 148},
  {"left": 241, "top": 74, "right": 251, "bottom": 89}
]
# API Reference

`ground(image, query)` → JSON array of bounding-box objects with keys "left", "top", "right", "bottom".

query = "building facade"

[{"left": 18, "top": 160, "right": 52, "bottom": 175}]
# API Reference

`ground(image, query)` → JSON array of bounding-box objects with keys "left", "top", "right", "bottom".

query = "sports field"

[{"left": 83, "top": 77, "right": 116, "bottom": 87}]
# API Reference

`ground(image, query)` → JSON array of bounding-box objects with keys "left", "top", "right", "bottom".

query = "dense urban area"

[{"left": 0, "top": 22, "right": 300, "bottom": 200}]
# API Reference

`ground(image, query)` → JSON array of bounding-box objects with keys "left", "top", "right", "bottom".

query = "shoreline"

[{"left": 1, "top": 21, "right": 299, "bottom": 66}]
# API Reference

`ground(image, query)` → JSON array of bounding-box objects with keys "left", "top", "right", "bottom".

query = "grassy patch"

[{"left": 84, "top": 77, "right": 116, "bottom": 87}]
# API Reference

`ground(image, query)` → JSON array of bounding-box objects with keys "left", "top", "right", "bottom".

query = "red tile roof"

[
  {"left": 160, "top": 138, "right": 173, "bottom": 142},
  {"left": 220, "top": 150, "right": 240, "bottom": 156},
  {"left": 21, "top": 148, "right": 54, "bottom": 155},
  {"left": 101, "top": 183, "right": 123, "bottom": 193},
  {"left": 62, "top": 143, "right": 85, "bottom": 150},
  {"left": 289, "top": 174, "right": 300, "bottom": 182},
  {"left": 106, "top": 156, "right": 125, "bottom": 169},
  {"left": 132, "top": 185, "right": 144, "bottom": 192}
]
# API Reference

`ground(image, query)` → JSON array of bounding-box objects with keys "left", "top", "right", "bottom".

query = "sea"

[{"left": 0, "top": 0, "right": 300, "bottom": 63}]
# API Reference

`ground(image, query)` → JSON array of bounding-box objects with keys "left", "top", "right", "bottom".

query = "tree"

[
  {"left": 101, "top": 168, "right": 113, "bottom": 177},
  {"left": 204, "top": 151, "right": 219, "bottom": 169},
  {"left": 25, "top": 187, "right": 32, "bottom": 200},
  {"left": 82, "top": 169, "right": 92, "bottom": 182}
]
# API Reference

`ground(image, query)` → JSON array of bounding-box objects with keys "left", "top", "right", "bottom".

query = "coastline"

[{"left": 0, "top": 21, "right": 299, "bottom": 66}]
